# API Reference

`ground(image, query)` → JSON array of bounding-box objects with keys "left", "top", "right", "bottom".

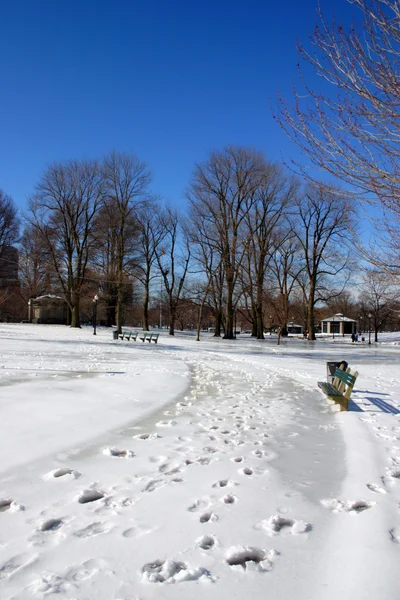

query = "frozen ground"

[{"left": 0, "top": 324, "right": 399, "bottom": 600}]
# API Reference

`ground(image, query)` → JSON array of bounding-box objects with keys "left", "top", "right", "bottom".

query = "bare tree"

[
  {"left": 135, "top": 200, "right": 166, "bottom": 331},
  {"left": 243, "top": 164, "right": 296, "bottom": 339},
  {"left": 29, "top": 160, "right": 103, "bottom": 327},
  {"left": 19, "top": 224, "right": 54, "bottom": 300},
  {"left": 359, "top": 269, "right": 399, "bottom": 341},
  {"left": 187, "top": 146, "right": 266, "bottom": 339},
  {"left": 276, "top": 0, "right": 400, "bottom": 275},
  {"left": 102, "top": 151, "right": 152, "bottom": 333},
  {"left": 291, "top": 184, "right": 355, "bottom": 340},
  {"left": 0, "top": 190, "right": 19, "bottom": 257},
  {"left": 269, "top": 235, "right": 304, "bottom": 344},
  {"left": 155, "top": 208, "right": 191, "bottom": 336}
]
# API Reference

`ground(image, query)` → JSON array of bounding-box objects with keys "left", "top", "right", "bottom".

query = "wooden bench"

[
  {"left": 317, "top": 366, "right": 358, "bottom": 411},
  {"left": 139, "top": 332, "right": 159, "bottom": 344}
]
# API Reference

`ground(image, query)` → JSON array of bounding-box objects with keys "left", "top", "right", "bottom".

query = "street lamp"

[
  {"left": 93, "top": 294, "right": 99, "bottom": 336},
  {"left": 368, "top": 312, "right": 372, "bottom": 345}
]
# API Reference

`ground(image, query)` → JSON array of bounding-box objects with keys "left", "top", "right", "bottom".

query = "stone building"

[{"left": 29, "top": 295, "right": 68, "bottom": 325}]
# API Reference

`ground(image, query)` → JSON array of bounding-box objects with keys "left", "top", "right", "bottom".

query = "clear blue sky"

[{"left": 0, "top": 0, "right": 357, "bottom": 213}]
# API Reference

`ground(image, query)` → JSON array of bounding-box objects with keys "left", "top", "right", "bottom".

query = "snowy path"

[{"left": 0, "top": 325, "right": 399, "bottom": 599}]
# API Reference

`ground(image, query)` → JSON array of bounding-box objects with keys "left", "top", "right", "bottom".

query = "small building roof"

[
  {"left": 321, "top": 313, "right": 356, "bottom": 323},
  {"left": 31, "top": 295, "right": 65, "bottom": 304}
]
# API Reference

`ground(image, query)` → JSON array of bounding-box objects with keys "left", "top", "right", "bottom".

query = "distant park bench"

[
  {"left": 317, "top": 365, "right": 358, "bottom": 411},
  {"left": 139, "top": 332, "right": 159, "bottom": 344},
  {"left": 118, "top": 330, "right": 138, "bottom": 341}
]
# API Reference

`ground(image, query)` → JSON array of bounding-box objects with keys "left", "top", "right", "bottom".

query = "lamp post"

[
  {"left": 368, "top": 312, "right": 372, "bottom": 345},
  {"left": 93, "top": 294, "right": 98, "bottom": 336}
]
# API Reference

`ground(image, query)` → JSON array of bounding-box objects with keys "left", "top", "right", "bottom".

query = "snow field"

[{"left": 0, "top": 324, "right": 399, "bottom": 599}]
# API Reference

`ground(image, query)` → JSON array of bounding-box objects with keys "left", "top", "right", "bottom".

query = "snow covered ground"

[{"left": 0, "top": 324, "right": 399, "bottom": 600}]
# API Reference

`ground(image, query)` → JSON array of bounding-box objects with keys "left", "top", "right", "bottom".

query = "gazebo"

[{"left": 321, "top": 313, "right": 357, "bottom": 336}]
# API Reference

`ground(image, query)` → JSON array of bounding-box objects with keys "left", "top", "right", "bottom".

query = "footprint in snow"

[
  {"left": 77, "top": 490, "right": 104, "bottom": 504},
  {"left": 188, "top": 497, "right": 212, "bottom": 512},
  {"left": 239, "top": 467, "right": 254, "bottom": 476},
  {"left": 199, "top": 511, "right": 219, "bottom": 523},
  {"left": 197, "top": 456, "right": 212, "bottom": 465},
  {"left": 0, "top": 499, "right": 25, "bottom": 512},
  {"left": 197, "top": 534, "right": 217, "bottom": 550},
  {"left": 366, "top": 483, "right": 387, "bottom": 494},
  {"left": 321, "top": 498, "right": 376, "bottom": 513},
  {"left": 212, "top": 479, "right": 237, "bottom": 488},
  {"left": 232, "top": 456, "right": 244, "bottom": 463},
  {"left": 67, "top": 558, "right": 107, "bottom": 582},
  {"left": 102, "top": 447, "right": 135, "bottom": 458},
  {"left": 45, "top": 468, "right": 81, "bottom": 480},
  {"left": 142, "top": 559, "right": 214, "bottom": 583},
  {"left": 142, "top": 479, "right": 165, "bottom": 493},
  {"left": 225, "top": 546, "right": 278, "bottom": 571},
  {"left": 39, "top": 518, "right": 63, "bottom": 532},
  {"left": 75, "top": 522, "right": 112, "bottom": 538},
  {"left": 156, "top": 420, "right": 177, "bottom": 427},
  {"left": 256, "top": 515, "right": 311, "bottom": 535},
  {"left": 0, "top": 553, "right": 37, "bottom": 581},
  {"left": 222, "top": 494, "right": 237, "bottom": 504},
  {"left": 134, "top": 433, "right": 161, "bottom": 440},
  {"left": 0, "top": 499, "right": 12, "bottom": 512}
]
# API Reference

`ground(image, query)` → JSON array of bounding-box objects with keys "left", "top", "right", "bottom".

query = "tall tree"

[
  {"left": 243, "top": 164, "right": 296, "bottom": 339},
  {"left": 291, "top": 184, "right": 355, "bottom": 340},
  {"left": 276, "top": 0, "right": 400, "bottom": 276},
  {"left": 187, "top": 146, "right": 266, "bottom": 339},
  {"left": 269, "top": 235, "right": 304, "bottom": 344},
  {"left": 101, "top": 151, "right": 152, "bottom": 333},
  {"left": 135, "top": 201, "right": 165, "bottom": 331},
  {"left": 155, "top": 208, "right": 191, "bottom": 336},
  {"left": 29, "top": 160, "right": 103, "bottom": 327}
]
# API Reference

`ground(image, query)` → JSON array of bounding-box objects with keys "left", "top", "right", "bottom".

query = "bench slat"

[{"left": 333, "top": 369, "right": 356, "bottom": 385}]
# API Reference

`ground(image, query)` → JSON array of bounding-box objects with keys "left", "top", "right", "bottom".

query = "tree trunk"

[
  {"left": 214, "top": 310, "right": 223, "bottom": 337},
  {"left": 70, "top": 293, "right": 81, "bottom": 328},
  {"left": 307, "top": 282, "right": 316, "bottom": 340},
  {"left": 169, "top": 303, "right": 176, "bottom": 336},
  {"left": 142, "top": 281, "right": 150, "bottom": 331},
  {"left": 196, "top": 291, "right": 209, "bottom": 341},
  {"left": 106, "top": 302, "right": 115, "bottom": 327},
  {"left": 116, "top": 281, "right": 123, "bottom": 334},
  {"left": 224, "top": 279, "right": 235, "bottom": 339}
]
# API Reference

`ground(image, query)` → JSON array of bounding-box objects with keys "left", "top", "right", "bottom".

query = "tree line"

[{"left": 2, "top": 146, "right": 398, "bottom": 340}]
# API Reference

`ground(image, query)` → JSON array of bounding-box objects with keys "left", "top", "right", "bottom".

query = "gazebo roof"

[{"left": 321, "top": 313, "right": 356, "bottom": 323}]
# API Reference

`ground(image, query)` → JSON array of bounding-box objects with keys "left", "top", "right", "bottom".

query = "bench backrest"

[
  {"left": 333, "top": 367, "right": 358, "bottom": 400},
  {"left": 334, "top": 368, "right": 356, "bottom": 386}
]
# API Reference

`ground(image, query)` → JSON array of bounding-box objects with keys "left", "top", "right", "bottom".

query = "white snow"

[{"left": 0, "top": 323, "right": 399, "bottom": 599}]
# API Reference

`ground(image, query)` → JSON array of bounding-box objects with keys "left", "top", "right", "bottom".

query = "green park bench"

[
  {"left": 139, "top": 332, "right": 159, "bottom": 344},
  {"left": 118, "top": 330, "right": 138, "bottom": 341},
  {"left": 317, "top": 365, "right": 358, "bottom": 411}
]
